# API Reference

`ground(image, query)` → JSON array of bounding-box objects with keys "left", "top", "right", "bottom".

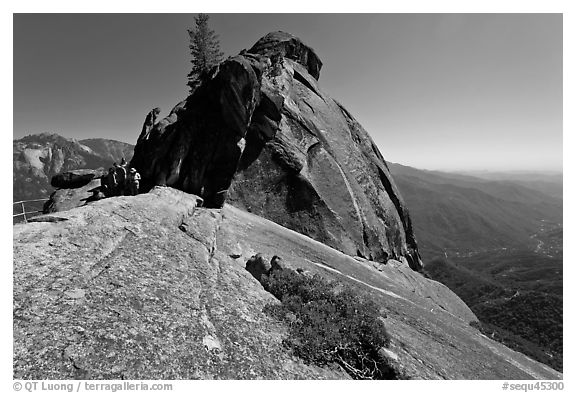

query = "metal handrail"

[
  {"left": 13, "top": 211, "right": 44, "bottom": 217},
  {"left": 13, "top": 198, "right": 50, "bottom": 204},
  {"left": 13, "top": 198, "right": 49, "bottom": 223}
]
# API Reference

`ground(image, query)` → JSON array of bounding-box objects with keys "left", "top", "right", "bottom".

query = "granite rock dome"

[{"left": 130, "top": 31, "right": 422, "bottom": 269}]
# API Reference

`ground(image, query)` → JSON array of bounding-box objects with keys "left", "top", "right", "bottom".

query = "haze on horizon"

[{"left": 13, "top": 13, "right": 562, "bottom": 172}]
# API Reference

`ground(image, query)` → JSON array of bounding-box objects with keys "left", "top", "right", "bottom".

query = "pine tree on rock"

[{"left": 187, "top": 14, "right": 224, "bottom": 93}]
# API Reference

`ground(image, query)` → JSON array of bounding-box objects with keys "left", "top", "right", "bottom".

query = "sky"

[{"left": 13, "top": 13, "right": 562, "bottom": 171}]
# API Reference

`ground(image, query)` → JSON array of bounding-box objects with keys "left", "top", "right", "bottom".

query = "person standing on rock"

[
  {"left": 127, "top": 168, "right": 141, "bottom": 196},
  {"left": 100, "top": 174, "right": 109, "bottom": 196},
  {"left": 106, "top": 168, "right": 117, "bottom": 197},
  {"left": 114, "top": 163, "right": 127, "bottom": 196}
]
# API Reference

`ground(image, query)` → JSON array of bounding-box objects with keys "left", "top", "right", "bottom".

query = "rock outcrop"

[
  {"left": 13, "top": 188, "right": 562, "bottom": 379},
  {"left": 43, "top": 169, "right": 106, "bottom": 214},
  {"left": 130, "top": 31, "right": 422, "bottom": 269},
  {"left": 245, "top": 253, "right": 272, "bottom": 282},
  {"left": 51, "top": 169, "right": 103, "bottom": 189}
]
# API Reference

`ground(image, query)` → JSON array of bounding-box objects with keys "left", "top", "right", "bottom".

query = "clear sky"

[{"left": 13, "top": 13, "right": 562, "bottom": 171}]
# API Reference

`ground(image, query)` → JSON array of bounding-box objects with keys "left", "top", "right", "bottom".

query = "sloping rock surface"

[
  {"left": 130, "top": 31, "right": 421, "bottom": 269},
  {"left": 13, "top": 188, "right": 562, "bottom": 380}
]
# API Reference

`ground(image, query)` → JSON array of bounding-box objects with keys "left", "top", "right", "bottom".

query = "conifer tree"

[{"left": 187, "top": 14, "right": 224, "bottom": 92}]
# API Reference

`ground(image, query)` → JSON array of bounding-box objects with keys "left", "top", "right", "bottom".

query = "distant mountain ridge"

[
  {"left": 388, "top": 163, "right": 562, "bottom": 260},
  {"left": 457, "top": 171, "right": 563, "bottom": 200},
  {"left": 13, "top": 133, "right": 134, "bottom": 202}
]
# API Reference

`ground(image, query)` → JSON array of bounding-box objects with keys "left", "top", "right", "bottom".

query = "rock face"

[
  {"left": 130, "top": 31, "right": 422, "bottom": 269},
  {"left": 247, "top": 31, "right": 323, "bottom": 80},
  {"left": 13, "top": 188, "right": 562, "bottom": 379}
]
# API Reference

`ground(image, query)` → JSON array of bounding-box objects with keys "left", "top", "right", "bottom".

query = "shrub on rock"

[{"left": 262, "top": 268, "right": 398, "bottom": 379}]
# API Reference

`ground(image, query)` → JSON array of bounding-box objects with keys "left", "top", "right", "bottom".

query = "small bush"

[{"left": 261, "top": 268, "right": 397, "bottom": 379}]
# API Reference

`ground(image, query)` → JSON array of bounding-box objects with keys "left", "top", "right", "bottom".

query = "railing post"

[{"left": 21, "top": 202, "right": 27, "bottom": 223}]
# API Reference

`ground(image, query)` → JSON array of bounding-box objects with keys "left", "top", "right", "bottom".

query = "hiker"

[
  {"left": 120, "top": 157, "right": 127, "bottom": 167},
  {"left": 127, "top": 168, "right": 141, "bottom": 196},
  {"left": 114, "top": 163, "right": 127, "bottom": 196},
  {"left": 100, "top": 175, "right": 108, "bottom": 195},
  {"left": 106, "top": 168, "right": 117, "bottom": 197}
]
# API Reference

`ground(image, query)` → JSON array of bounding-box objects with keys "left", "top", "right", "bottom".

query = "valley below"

[{"left": 390, "top": 163, "right": 563, "bottom": 371}]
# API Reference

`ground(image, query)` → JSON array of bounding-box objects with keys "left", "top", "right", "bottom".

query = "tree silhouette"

[{"left": 187, "top": 14, "right": 224, "bottom": 93}]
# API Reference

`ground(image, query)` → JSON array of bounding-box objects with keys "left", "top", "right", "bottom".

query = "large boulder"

[
  {"left": 245, "top": 253, "right": 272, "bottom": 282},
  {"left": 51, "top": 168, "right": 104, "bottom": 189},
  {"left": 130, "top": 31, "right": 422, "bottom": 270},
  {"left": 44, "top": 169, "right": 106, "bottom": 213}
]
